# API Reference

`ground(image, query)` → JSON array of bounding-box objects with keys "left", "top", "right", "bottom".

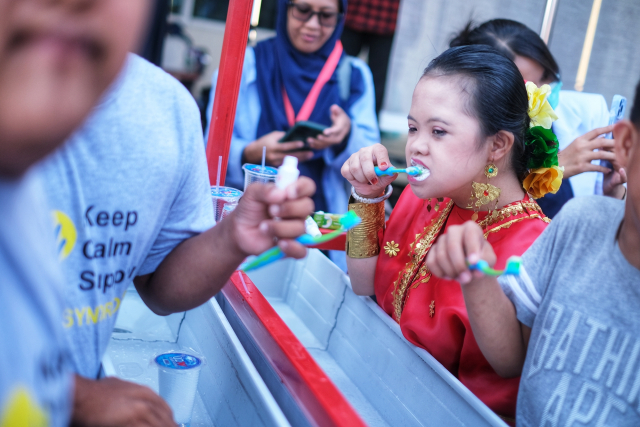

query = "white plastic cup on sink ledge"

[{"left": 155, "top": 352, "right": 203, "bottom": 426}]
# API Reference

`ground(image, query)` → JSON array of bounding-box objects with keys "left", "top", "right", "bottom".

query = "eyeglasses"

[{"left": 287, "top": 1, "right": 342, "bottom": 28}]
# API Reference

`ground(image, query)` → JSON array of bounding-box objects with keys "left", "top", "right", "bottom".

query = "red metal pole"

[{"left": 205, "top": 0, "right": 254, "bottom": 185}]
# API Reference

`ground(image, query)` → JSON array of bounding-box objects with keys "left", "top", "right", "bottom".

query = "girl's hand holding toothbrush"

[{"left": 341, "top": 143, "right": 397, "bottom": 199}]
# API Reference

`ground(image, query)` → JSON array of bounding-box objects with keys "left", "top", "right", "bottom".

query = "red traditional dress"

[{"left": 375, "top": 187, "right": 549, "bottom": 421}]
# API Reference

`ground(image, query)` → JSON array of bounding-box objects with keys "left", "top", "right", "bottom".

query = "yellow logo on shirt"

[
  {"left": 0, "top": 386, "right": 49, "bottom": 427},
  {"left": 52, "top": 210, "right": 76, "bottom": 260}
]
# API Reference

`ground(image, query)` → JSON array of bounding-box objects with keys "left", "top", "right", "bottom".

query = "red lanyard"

[{"left": 282, "top": 41, "right": 344, "bottom": 127}]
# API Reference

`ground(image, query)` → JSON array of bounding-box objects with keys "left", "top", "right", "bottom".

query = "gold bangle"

[{"left": 346, "top": 196, "right": 385, "bottom": 258}]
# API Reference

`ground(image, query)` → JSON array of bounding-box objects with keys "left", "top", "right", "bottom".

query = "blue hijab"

[
  {"left": 254, "top": 0, "right": 349, "bottom": 137},
  {"left": 253, "top": 0, "right": 350, "bottom": 211}
]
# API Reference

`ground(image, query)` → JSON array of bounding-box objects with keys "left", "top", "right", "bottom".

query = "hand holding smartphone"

[{"left": 278, "top": 121, "right": 327, "bottom": 152}]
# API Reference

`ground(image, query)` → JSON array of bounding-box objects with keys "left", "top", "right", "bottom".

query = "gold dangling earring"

[
  {"left": 435, "top": 197, "right": 444, "bottom": 212},
  {"left": 468, "top": 163, "right": 501, "bottom": 221}
]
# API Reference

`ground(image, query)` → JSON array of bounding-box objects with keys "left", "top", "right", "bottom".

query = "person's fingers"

[
  {"left": 358, "top": 148, "right": 379, "bottom": 185},
  {"left": 371, "top": 144, "right": 391, "bottom": 170},
  {"left": 584, "top": 163, "right": 613, "bottom": 174},
  {"left": 445, "top": 226, "right": 471, "bottom": 283},
  {"left": 143, "top": 396, "right": 175, "bottom": 427},
  {"left": 322, "top": 123, "right": 340, "bottom": 137},
  {"left": 461, "top": 221, "right": 484, "bottom": 265},
  {"left": 290, "top": 150, "right": 314, "bottom": 163},
  {"left": 258, "top": 176, "right": 316, "bottom": 206},
  {"left": 619, "top": 167, "right": 628, "bottom": 184},
  {"left": 342, "top": 159, "right": 356, "bottom": 181},
  {"left": 260, "top": 219, "right": 306, "bottom": 239},
  {"left": 269, "top": 197, "right": 315, "bottom": 219},
  {"left": 349, "top": 154, "right": 369, "bottom": 184},
  {"left": 378, "top": 174, "right": 398, "bottom": 188},
  {"left": 330, "top": 104, "right": 345, "bottom": 120},
  {"left": 425, "top": 241, "right": 445, "bottom": 279},
  {"left": 276, "top": 141, "right": 306, "bottom": 152},
  {"left": 582, "top": 124, "right": 615, "bottom": 141},
  {"left": 308, "top": 136, "right": 337, "bottom": 150},
  {"left": 585, "top": 136, "right": 614, "bottom": 150},
  {"left": 434, "top": 234, "right": 456, "bottom": 279},
  {"left": 292, "top": 176, "right": 316, "bottom": 199},
  {"left": 598, "top": 138, "right": 615, "bottom": 150},
  {"left": 586, "top": 149, "right": 616, "bottom": 162},
  {"left": 278, "top": 239, "right": 308, "bottom": 259},
  {"left": 132, "top": 386, "right": 175, "bottom": 427}
]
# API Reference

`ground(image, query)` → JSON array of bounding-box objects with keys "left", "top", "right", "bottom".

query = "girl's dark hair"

[
  {"left": 422, "top": 45, "right": 532, "bottom": 181},
  {"left": 450, "top": 19, "right": 560, "bottom": 83}
]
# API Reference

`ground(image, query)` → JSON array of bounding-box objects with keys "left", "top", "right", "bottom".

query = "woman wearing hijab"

[{"left": 206, "top": 0, "right": 379, "bottom": 270}]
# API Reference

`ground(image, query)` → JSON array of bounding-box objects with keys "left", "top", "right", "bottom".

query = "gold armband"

[{"left": 346, "top": 196, "right": 385, "bottom": 258}]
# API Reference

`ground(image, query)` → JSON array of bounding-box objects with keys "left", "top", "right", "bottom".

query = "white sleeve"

[{"left": 498, "top": 220, "right": 561, "bottom": 327}]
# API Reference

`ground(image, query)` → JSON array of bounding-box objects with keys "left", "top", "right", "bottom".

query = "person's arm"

[
  {"left": 134, "top": 178, "right": 315, "bottom": 315},
  {"left": 71, "top": 375, "right": 175, "bottom": 427},
  {"left": 342, "top": 143, "right": 396, "bottom": 296},
  {"left": 426, "top": 222, "right": 530, "bottom": 377}
]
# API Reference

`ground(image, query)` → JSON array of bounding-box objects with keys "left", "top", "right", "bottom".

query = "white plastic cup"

[
  {"left": 155, "top": 352, "right": 203, "bottom": 426},
  {"left": 210, "top": 186, "right": 243, "bottom": 222},
  {"left": 242, "top": 164, "right": 278, "bottom": 191}
]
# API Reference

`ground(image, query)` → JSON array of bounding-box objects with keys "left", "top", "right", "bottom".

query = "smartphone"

[
  {"left": 278, "top": 120, "right": 327, "bottom": 151},
  {"left": 600, "top": 95, "right": 627, "bottom": 169}
]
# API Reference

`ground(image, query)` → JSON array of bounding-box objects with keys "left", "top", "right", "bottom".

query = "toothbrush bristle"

[
  {"left": 409, "top": 165, "right": 430, "bottom": 181},
  {"left": 340, "top": 211, "right": 362, "bottom": 229}
]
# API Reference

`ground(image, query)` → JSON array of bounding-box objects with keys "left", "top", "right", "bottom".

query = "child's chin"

[{"left": 409, "top": 183, "right": 431, "bottom": 199}]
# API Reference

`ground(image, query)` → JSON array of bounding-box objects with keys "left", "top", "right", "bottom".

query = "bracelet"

[
  {"left": 346, "top": 196, "right": 385, "bottom": 258},
  {"left": 351, "top": 185, "right": 393, "bottom": 204}
]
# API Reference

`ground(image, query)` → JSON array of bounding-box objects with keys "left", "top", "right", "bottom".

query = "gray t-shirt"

[
  {"left": 40, "top": 54, "right": 215, "bottom": 378},
  {"left": 0, "top": 170, "right": 72, "bottom": 427},
  {"left": 499, "top": 196, "right": 640, "bottom": 426}
]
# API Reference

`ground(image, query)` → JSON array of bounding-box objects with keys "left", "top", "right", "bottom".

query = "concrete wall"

[{"left": 382, "top": 0, "right": 640, "bottom": 123}]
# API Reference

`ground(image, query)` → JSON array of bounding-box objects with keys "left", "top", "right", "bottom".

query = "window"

[
  {"left": 170, "top": 0, "right": 184, "bottom": 14},
  {"left": 192, "top": 0, "right": 230, "bottom": 21}
]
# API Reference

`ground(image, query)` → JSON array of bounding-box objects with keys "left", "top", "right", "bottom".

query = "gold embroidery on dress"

[
  {"left": 391, "top": 201, "right": 453, "bottom": 322},
  {"left": 384, "top": 241, "right": 400, "bottom": 257},
  {"left": 390, "top": 198, "right": 548, "bottom": 323}
]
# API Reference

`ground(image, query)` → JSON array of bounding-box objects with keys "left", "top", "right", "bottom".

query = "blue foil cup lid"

[
  {"left": 242, "top": 164, "right": 278, "bottom": 176},
  {"left": 155, "top": 353, "right": 202, "bottom": 370},
  {"left": 210, "top": 186, "right": 243, "bottom": 199}
]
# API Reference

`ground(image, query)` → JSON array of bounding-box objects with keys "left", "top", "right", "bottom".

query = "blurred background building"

[
  {"left": 146, "top": 0, "right": 639, "bottom": 203},
  {"left": 155, "top": 0, "right": 640, "bottom": 125}
]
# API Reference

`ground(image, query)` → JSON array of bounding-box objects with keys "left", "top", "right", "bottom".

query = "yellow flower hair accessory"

[
  {"left": 526, "top": 81, "right": 559, "bottom": 129},
  {"left": 523, "top": 165, "right": 564, "bottom": 199}
]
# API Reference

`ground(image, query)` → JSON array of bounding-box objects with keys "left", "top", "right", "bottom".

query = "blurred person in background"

[
  {"left": 206, "top": 0, "right": 379, "bottom": 271},
  {"left": 0, "top": 0, "right": 154, "bottom": 425},
  {"left": 451, "top": 19, "right": 627, "bottom": 218},
  {"left": 340, "top": 0, "right": 400, "bottom": 116}
]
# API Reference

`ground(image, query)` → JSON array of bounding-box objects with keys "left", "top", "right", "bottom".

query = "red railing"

[{"left": 223, "top": 273, "right": 366, "bottom": 427}]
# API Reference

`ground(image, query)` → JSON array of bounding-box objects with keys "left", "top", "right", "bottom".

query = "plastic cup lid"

[
  {"left": 242, "top": 164, "right": 278, "bottom": 176},
  {"left": 155, "top": 353, "right": 202, "bottom": 370},
  {"left": 210, "top": 186, "right": 243, "bottom": 198}
]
